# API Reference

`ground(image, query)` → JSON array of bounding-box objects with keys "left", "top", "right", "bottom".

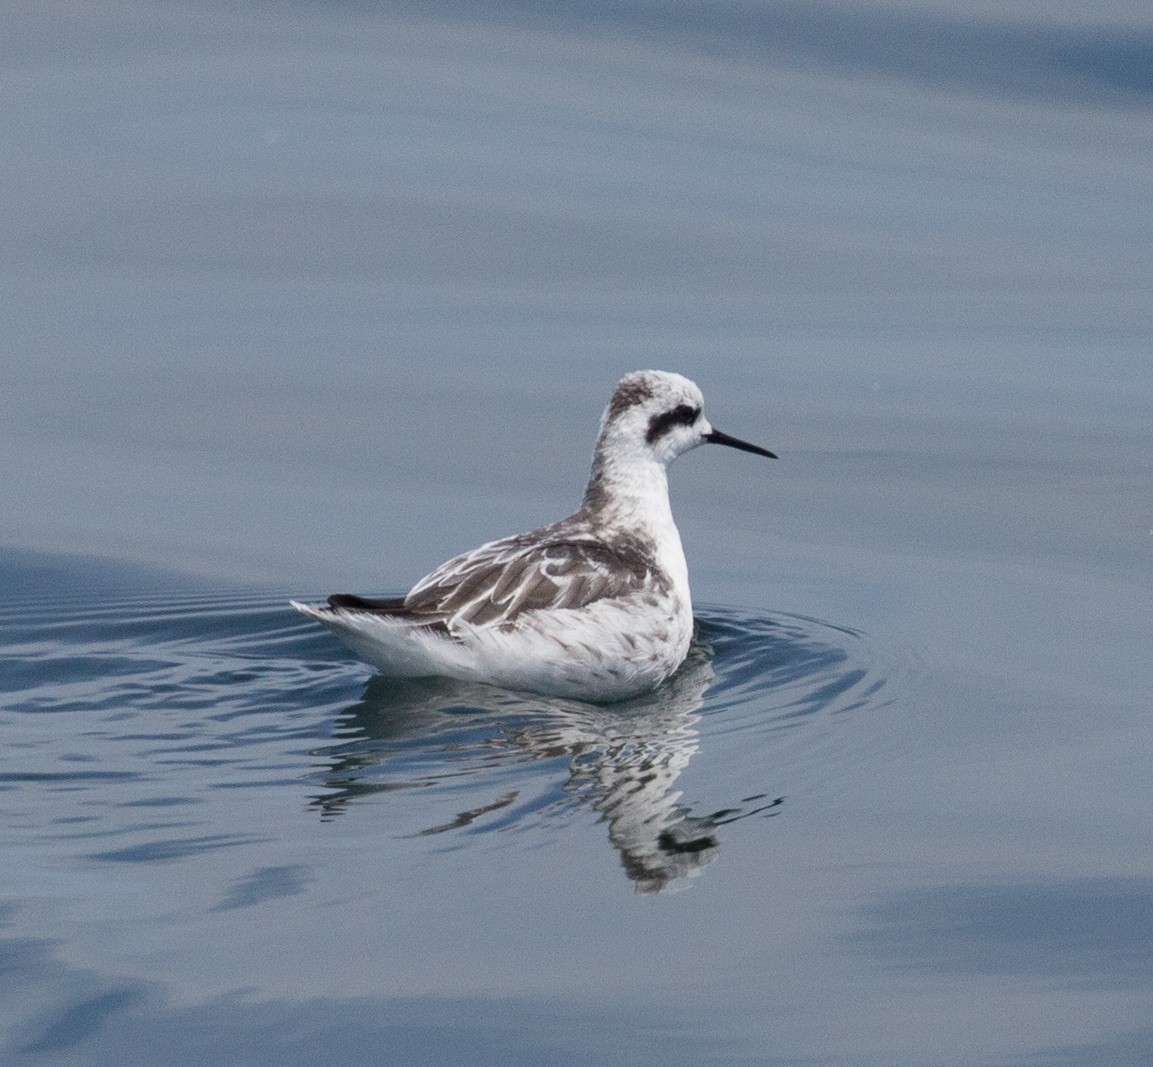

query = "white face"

[
  {"left": 600, "top": 371, "right": 711, "bottom": 465},
  {"left": 639, "top": 391, "right": 713, "bottom": 463},
  {"left": 600, "top": 370, "right": 776, "bottom": 466}
]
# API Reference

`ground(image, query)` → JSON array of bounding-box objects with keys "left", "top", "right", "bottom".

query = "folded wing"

[{"left": 329, "top": 534, "right": 658, "bottom": 631}]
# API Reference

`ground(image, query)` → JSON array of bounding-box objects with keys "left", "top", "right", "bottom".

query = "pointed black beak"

[{"left": 704, "top": 429, "right": 777, "bottom": 459}]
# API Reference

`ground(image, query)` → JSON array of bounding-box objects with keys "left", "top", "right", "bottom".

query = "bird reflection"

[{"left": 310, "top": 640, "right": 780, "bottom": 893}]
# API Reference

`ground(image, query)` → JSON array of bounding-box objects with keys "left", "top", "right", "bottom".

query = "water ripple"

[{"left": 1, "top": 587, "right": 901, "bottom": 891}]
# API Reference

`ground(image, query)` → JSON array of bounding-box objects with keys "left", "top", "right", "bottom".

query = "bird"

[{"left": 292, "top": 370, "right": 775, "bottom": 702}]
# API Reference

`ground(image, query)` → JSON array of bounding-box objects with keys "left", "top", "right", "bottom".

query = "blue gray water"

[{"left": 2, "top": 1, "right": 1152, "bottom": 1064}]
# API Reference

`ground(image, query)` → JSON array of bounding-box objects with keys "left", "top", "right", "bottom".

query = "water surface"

[{"left": 2, "top": 0, "right": 1152, "bottom": 1063}]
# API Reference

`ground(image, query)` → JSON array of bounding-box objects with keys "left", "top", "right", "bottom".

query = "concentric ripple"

[{"left": 1, "top": 580, "right": 899, "bottom": 892}]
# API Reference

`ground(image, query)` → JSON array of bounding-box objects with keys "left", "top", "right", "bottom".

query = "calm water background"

[{"left": 2, "top": 1, "right": 1152, "bottom": 1063}]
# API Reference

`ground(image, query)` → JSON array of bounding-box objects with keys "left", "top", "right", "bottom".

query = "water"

[
  {"left": 3, "top": 1, "right": 1152, "bottom": 1063},
  {"left": 0, "top": 558, "right": 900, "bottom": 1058},
  {"left": 0, "top": 572, "right": 885, "bottom": 888}
]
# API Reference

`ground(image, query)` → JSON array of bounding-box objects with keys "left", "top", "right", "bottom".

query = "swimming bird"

[{"left": 292, "top": 370, "right": 774, "bottom": 701}]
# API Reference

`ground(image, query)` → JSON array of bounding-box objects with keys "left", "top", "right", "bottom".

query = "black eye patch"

[{"left": 646, "top": 404, "right": 701, "bottom": 444}]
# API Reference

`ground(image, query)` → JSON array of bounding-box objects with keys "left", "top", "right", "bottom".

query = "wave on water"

[{"left": 1, "top": 556, "right": 897, "bottom": 893}]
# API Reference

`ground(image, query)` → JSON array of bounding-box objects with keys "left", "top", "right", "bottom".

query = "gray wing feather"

[{"left": 404, "top": 535, "right": 655, "bottom": 629}]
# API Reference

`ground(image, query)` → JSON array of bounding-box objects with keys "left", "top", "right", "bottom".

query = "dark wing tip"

[
  {"left": 323, "top": 592, "right": 452, "bottom": 635},
  {"left": 327, "top": 593, "right": 408, "bottom": 612}
]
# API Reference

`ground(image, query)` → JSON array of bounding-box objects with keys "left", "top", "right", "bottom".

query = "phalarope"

[{"left": 293, "top": 370, "right": 774, "bottom": 701}]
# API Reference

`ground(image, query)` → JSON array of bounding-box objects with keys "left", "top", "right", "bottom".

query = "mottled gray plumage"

[
  {"left": 294, "top": 370, "right": 774, "bottom": 700},
  {"left": 331, "top": 523, "right": 661, "bottom": 630}
]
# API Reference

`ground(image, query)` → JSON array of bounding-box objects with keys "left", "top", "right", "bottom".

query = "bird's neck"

[
  {"left": 581, "top": 450, "right": 690, "bottom": 600},
  {"left": 582, "top": 449, "right": 671, "bottom": 524}
]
